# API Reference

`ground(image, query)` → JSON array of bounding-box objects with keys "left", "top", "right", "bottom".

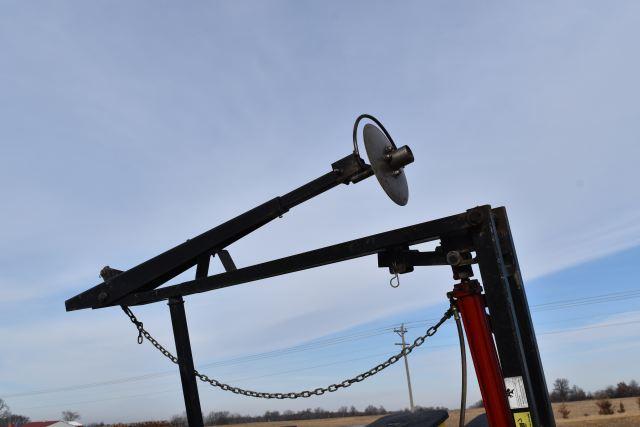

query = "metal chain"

[
  {"left": 121, "top": 305, "right": 453, "bottom": 399},
  {"left": 122, "top": 306, "right": 179, "bottom": 363}
]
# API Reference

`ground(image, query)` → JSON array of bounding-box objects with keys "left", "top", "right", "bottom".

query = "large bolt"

[
  {"left": 467, "top": 209, "right": 484, "bottom": 225},
  {"left": 446, "top": 251, "right": 463, "bottom": 266},
  {"left": 97, "top": 291, "right": 109, "bottom": 303}
]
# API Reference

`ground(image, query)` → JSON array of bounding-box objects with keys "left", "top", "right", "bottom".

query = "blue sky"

[{"left": 1, "top": 1, "right": 639, "bottom": 424}]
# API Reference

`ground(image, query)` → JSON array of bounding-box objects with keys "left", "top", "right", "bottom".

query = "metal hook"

[
  {"left": 137, "top": 325, "right": 144, "bottom": 344},
  {"left": 389, "top": 263, "right": 400, "bottom": 288},
  {"left": 390, "top": 273, "right": 400, "bottom": 288}
]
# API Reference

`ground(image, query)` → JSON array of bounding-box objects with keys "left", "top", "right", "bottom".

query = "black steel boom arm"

[{"left": 65, "top": 153, "right": 370, "bottom": 312}]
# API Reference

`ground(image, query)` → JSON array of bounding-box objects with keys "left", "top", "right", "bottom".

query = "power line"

[
  {"left": 8, "top": 318, "right": 640, "bottom": 410},
  {"left": 226, "top": 350, "right": 397, "bottom": 383},
  {"left": 403, "top": 289, "right": 640, "bottom": 327},
  {"left": 530, "top": 290, "right": 640, "bottom": 312},
  {"left": 539, "top": 319, "right": 640, "bottom": 336},
  {"left": 198, "top": 327, "right": 401, "bottom": 369},
  {"left": 532, "top": 289, "right": 640, "bottom": 308},
  {"left": 6, "top": 295, "right": 639, "bottom": 399},
  {"left": 175, "top": 285, "right": 640, "bottom": 367},
  {"left": 127, "top": 288, "right": 640, "bottom": 370},
  {"left": 2, "top": 371, "right": 176, "bottom": 398},
  {"left": 4, "top": 289, "right": 639, "bottom": 399},
  {"left": 14, "top": 388, "right": 179, "bottom": 411}
]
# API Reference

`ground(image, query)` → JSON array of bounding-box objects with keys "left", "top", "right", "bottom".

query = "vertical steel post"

[
  {"left": 469, "top": 206, "right": 540, "bottom": 426},
  {"left": 169, "top": 296, "right": 204, "bottom": 427},
  {"left": 452, "top": 280, "right": 514, "bottom": 427},
  {"left": 493, "top": 207, "right": 556, "bottom": 426}
]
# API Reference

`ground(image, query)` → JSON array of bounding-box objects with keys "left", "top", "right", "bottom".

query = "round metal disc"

[{"left": 363, "top": 123, "right": 409, "bottom": 206}]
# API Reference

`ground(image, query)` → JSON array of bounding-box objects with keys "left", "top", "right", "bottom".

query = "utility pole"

[{"left": 395, "top": 323, "right": 415, "bottom": 411}]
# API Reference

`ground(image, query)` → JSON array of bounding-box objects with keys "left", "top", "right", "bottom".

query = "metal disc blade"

[{"left": 363, "top": 123, "right": 409, "bottom": 206}]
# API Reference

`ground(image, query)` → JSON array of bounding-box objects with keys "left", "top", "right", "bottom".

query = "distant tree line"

[
  {"left": 0, "top": 403, "right": 82, "bottom": 427},
  {"left": 549, "top": 378, "right": 640, "bottom": 402},
  {"left": 197, "top": 405, "right": 389, "bottom": 426},
  {"left": 62, "top": 410, "right": 81, "bottom": 422},
  {"left": 99, "top": 423, "right": 168, "bottom": 427},
  {"left": 469, "top": 378, "right": 640, "bottom": 409},
  {"left": 86, "top": 405, "right": 448, "bottom": 427}
]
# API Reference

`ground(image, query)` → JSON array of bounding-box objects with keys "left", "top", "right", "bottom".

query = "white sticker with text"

[{"left": 504, "top": 376, "right": 529, "bottom": 409}]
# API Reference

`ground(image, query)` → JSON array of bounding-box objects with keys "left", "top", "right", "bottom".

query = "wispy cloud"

[{"left": 2, "top": 0, "right": 640, "bottom": 422}]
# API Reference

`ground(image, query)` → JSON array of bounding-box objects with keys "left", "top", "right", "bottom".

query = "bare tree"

[
  {"left": 469, "top": 400, "right": 484, "bottom": 409},
  {"left": 62, "top": 411, "right": 80, "bottom": 422},
  {"left": 551, "top": 378, "right": 571, "bottom": 402},
  {"left": 169, "top": 414, "right": 187, "bottom": 427},
  {"left": 3, "top": 414, "right": 30, "bottom": 426},
  {"left": 0, "top": 399, "right": 9, "bottom": 418},
  {"left": 364, "top": 405, "right": 379, "bottom": 415}
]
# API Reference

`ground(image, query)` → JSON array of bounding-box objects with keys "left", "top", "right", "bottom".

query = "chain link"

[{"left": 121, "top": 305, "right": 453, "bottom": 399}]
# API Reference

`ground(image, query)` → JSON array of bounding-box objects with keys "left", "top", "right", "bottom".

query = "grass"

[{"left": 553, "top": 397, "right": 640, "bottom": 426}]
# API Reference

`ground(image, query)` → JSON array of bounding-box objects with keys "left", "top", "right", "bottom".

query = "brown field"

[
  {"left": 552, "top": 397, "right": 640, "bottom": 426},
  {"left": 219, "top": 397, "right": 640, "bottom": 427}
]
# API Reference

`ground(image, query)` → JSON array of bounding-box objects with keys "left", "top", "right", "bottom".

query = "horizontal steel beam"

[{"left": 114, "top": 210, "right": 475, "bottom": 307}]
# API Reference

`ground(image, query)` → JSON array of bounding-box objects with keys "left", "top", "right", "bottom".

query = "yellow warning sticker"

[{"left": 513, "top": 411, "right": 532, "bottom": 427}]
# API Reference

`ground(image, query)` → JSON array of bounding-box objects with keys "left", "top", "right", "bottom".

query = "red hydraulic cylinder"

[{"left": 451, "top": 280, "right": 514, "bottom": 427}]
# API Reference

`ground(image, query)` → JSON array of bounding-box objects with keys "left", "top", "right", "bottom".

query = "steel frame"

[{"left": 67, "top": 157, "right": 555, "bottom": 427}]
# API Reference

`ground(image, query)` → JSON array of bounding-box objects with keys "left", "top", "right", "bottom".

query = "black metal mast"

[{"left": 66, "top": 118, "right": 554, "bottom": 426}]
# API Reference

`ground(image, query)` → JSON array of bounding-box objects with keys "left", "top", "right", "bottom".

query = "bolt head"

[
  {"left": 97, "top": 291, "right": 109, "bottom": 303},
  {"left": 467, "top": 209, "right": 484, "bottom": 225},
  {"left": 446, "top": 251, "right": 463, "bottom": 266}
]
